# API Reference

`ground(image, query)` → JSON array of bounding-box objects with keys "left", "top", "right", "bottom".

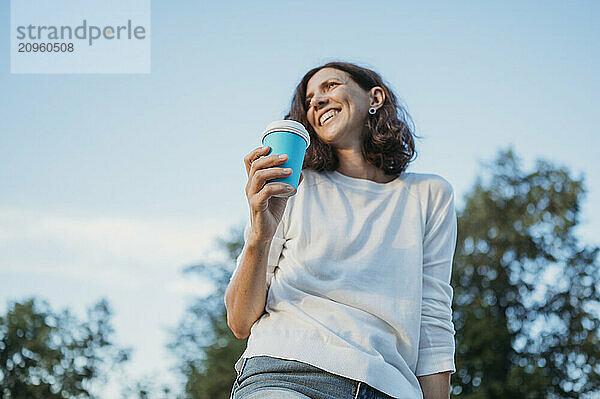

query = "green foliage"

[
  {"left": 452, "top": 148, "right": 600, "bottom": 398},
  {"left": 119, "top": 375, "right": 175, "bottom": 399},
  {"left": 166, "top": 225, "right": 247, "bottom": 399},
  {"left": 0, "top": 298, "right": 131, "bottom": 399}
]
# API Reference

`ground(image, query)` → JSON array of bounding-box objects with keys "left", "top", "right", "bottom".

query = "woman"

[{"left": 225, "top": 62, "right": 457, "bottom": 399}]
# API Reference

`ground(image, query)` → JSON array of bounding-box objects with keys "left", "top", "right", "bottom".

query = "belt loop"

[
  {"left": 236, "top": 357, "right": 248, "bottom": 382},
  {"left": 231, "top": 357, "right": 248, "bottom": 399},
  {"left": 354, "top": 381, "right": 361, "bottom": 399},
  {"left": 241, "top": 357, "right": 248, "bottom": 376}
]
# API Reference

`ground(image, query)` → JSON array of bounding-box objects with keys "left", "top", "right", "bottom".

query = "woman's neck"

[{"left": 335, "top": 148, "right": 397, "bottom": 183}]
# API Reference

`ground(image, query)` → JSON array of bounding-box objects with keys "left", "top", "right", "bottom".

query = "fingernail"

[{"left": 279, "top": 155, "right": 287, "bottom": 160}]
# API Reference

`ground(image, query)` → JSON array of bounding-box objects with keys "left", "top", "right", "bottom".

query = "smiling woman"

[
  {"left": 226, "top": 61, "right": 457, "bottom": 399},
  {"left": 287, "top": 62, "right": 419, "bottom": 181}
]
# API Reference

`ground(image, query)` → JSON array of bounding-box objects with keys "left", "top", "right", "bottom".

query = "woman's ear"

[{"left": 369, "top": 86, "right": 385, "bottom": 110}]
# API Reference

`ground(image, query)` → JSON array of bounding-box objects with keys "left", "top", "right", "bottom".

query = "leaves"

[
  {"left": 452, "top": 147, "right": 600, "bottom": 398},
  {"left": 167, "top": 224, "right": 247, "bottom": 399},
  {"left": 0, "top": 298, "right": 132, "bottom": 399}
]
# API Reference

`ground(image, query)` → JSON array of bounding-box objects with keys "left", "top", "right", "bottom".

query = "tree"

[
  {"left": 0, "top": 297, "right": 131, "bottom": 399},
  {"left": 119, "top": 372, "right": 175, "bottom": 399},
  {"left": 451, "top": 148, "right": 600, "bottom": 398},
  {"left": 166, "top": 226, "right": 247, "bottom": 399}
]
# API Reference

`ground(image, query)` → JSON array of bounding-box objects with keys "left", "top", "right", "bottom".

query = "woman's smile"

[
  {"left": 319, "top": 109, "right": 340, "bottom": 126},
  {"left": 305, "top": 68, "right": 371, "bottom": 147}
]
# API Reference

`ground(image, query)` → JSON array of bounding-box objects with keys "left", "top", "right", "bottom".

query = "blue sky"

[{"left": 1, "top": 1, "right": 598, "bottom": 397}]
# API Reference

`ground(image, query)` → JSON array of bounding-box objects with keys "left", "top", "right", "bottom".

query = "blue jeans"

[{"left": 230, "top": 355, "right": 396, "bottom": 399}]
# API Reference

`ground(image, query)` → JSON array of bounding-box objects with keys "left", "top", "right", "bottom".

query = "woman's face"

[{"left": 305, "top": 68, "right": 371, "bottom": 149}]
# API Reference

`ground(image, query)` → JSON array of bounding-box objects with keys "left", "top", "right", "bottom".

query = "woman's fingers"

[
  {"left": 244, "top": 146, "right": 295, "bottom": 214},
  {"left": 244, "top": 146, "right": 271, "bottom": 176},
  {"left": 249, "top": 182, "right": 294, "bottom": 212},
  {"left": 249, "top": 153, "right": 288, "bottom": 179},
  {"left": 245, "top": 150, "right": 289, "bottom": 191},
  {"left": 246, "top": 167, "right": 293, "bottom": 197}
]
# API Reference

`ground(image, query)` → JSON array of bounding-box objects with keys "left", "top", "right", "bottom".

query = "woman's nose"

[{"left": 310, "top": 95, "right": 328, "bottom": 110}]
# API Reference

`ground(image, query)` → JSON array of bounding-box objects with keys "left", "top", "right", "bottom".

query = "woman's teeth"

[{"left": 320, "top": 109, "right": 340, "bottom": 126}]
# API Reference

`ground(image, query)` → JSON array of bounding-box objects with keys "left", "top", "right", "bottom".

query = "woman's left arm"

[
  {"left": 417, "top": 371, "right": 451, "bottom": 399},
  {"left": 415, "top": 177, "right": 457, "bottom": 396}
]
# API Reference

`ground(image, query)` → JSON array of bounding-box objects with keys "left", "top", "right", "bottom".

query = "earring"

[{"left": 368, "top": 107, "right": 376, "bottom": 115}]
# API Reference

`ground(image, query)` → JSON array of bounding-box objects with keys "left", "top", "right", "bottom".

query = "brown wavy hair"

[{"left": 285, "top": 61, "right": 419, "bottom": 175}]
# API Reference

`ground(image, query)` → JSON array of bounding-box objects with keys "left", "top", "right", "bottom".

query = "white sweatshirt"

[{"left": 228, "top": 168, "right": 457, "bottom": 399}]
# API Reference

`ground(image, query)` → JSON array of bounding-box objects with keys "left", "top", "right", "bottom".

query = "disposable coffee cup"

[{"left": 261, "top": 120, "right": 310, "bottom": 197}]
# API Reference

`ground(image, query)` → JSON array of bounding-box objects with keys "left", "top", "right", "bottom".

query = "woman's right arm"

[
  {"left": 224, "top": 146, "right": 295, "bottom": 339},
  {"left": 225, "top": 236, "right": 271, "bottom": 339}
]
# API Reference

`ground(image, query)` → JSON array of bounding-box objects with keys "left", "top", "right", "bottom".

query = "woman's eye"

[{"left": 328, "top": 82, "right": 337, "bottom": 89}]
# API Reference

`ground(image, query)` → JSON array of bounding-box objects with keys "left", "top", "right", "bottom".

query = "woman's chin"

[
  {"left": 317, "top": 132, "right": 339, "bottom": 145},
  {"left": 321, "top": 128, "right": 356, "bottom": 147},
  {"left": 318, "top": 122, "right": 343, "bottom": 140}
]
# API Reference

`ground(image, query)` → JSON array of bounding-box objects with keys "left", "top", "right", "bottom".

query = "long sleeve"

[
  {"left": 415, "top": 178, "right": 458, "bottom": 376},
  {"left": 236, "top": 170, "right": 460, "bottom": 398}
]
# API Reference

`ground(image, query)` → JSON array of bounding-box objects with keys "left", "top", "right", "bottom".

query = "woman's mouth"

[{"left": 320, "top": 109, "right": 340, "bottom": 126}]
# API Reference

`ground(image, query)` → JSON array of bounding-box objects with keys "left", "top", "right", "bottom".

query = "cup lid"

[{"left": 262, "top": 120, "right": 310, "bottom": 147}]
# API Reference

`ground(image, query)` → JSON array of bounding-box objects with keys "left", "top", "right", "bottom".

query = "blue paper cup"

[{"left": 261, "top": 120, "right": 310, "bottom": 197}]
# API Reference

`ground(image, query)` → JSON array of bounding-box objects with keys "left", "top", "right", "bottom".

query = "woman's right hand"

[{"left": 244, "top": 146, "right": 295, "bottom": 244}]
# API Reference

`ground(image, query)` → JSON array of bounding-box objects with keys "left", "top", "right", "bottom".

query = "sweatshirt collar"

[{"left": 327, "top": 170, "right": 407, "bottom": 193}]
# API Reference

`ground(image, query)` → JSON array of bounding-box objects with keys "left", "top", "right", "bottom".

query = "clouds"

[
  {"left": 0, "top": 207, "right": 232, "bottom": 293},
  {"left": 0, "top": 206, "right": 241, "bottom": 396}
]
